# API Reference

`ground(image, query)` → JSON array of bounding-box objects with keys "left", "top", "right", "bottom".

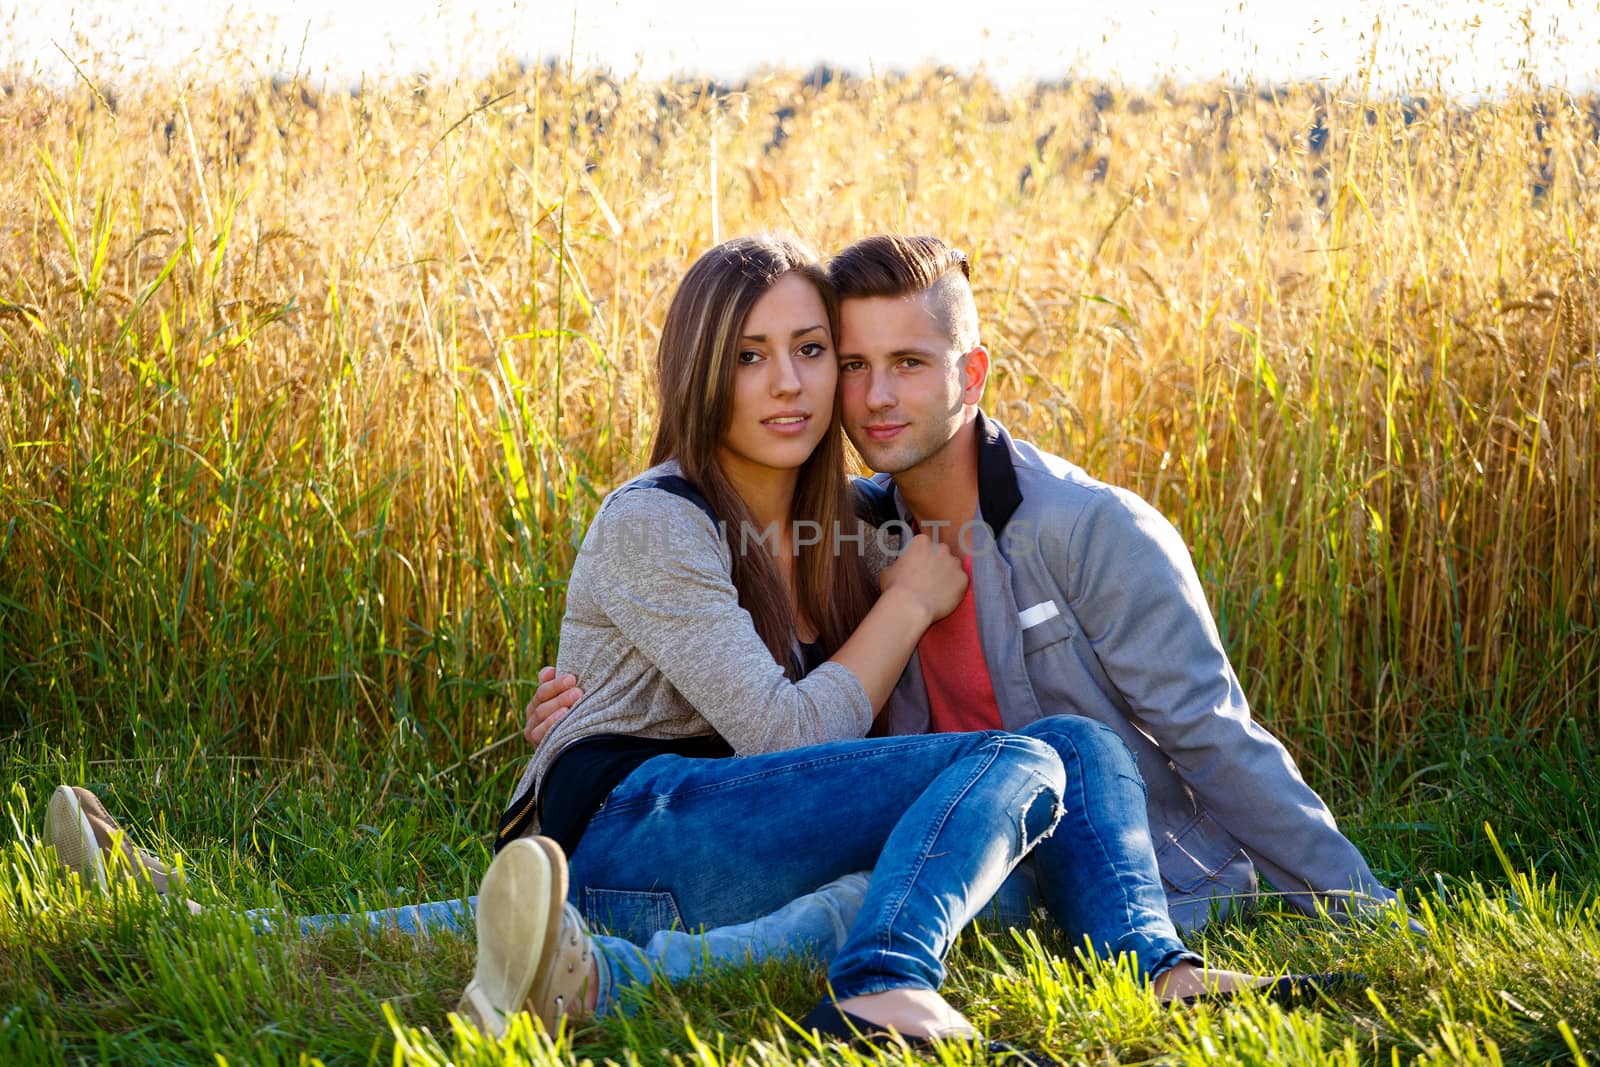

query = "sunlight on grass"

[
  {"left": 1, "top": 8, "right": 1597, "bottom": 1065},
  {"left": 1, "top": 746, "right": 1598, "bottom": 1062}
]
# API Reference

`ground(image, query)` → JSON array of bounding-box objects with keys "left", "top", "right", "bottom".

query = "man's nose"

[{"left": 865, "top": 370, "right": 895, "bottom": 410}]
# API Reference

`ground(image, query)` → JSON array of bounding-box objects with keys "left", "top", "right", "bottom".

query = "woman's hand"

[
  {"left": 877, "top": 533, "right": 968, "bottom": 624},
  {"left": 524, "top": 666, "right": 584, "bottom": 745}
]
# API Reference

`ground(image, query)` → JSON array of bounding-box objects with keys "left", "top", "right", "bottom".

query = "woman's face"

[{"left": 717, "top": 271, "right": 838, "bottom": 489}]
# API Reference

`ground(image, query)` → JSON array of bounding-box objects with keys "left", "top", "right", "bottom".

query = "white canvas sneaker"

[
  {"left": 458, "top": 836, "right": 596, "bottom": 1037},
  {"left": 45, "top": 784, "right": 108, "bottom": 891},
  {"left": 43, "top": 784, "right": 201, "bottom": 912}
]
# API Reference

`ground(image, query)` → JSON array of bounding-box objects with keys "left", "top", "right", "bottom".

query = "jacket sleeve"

[
  {"left": 584, "top": 489, "right": 875, "bottom": 755},
  {"left": 1054, "top": 487, "right": 1396, "bottom": 916}
]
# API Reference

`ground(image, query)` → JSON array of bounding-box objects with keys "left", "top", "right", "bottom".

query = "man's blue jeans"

[
  {"left": 254, "top": 875, "right": 874, "bottom": 1018},
  {"left": 1003, "top": 716, "right": 1198, "bottom": 977},
  {"left": 567, "top": 731, "right": 1067, "bottom": 1000}
]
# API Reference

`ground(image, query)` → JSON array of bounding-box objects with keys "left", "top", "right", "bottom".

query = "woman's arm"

[
  {"left": 522, "top": 535, "right": 964, "bottom": 743},
  {"left": 575, "top": 491, "right": 867, "bottom": 753}
]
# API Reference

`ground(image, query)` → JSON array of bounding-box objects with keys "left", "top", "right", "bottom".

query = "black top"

[
  {"left": 537, "top": 733, "right": 735, "bottom": 856},
  {"left": 796, "top": 637, "right": 826, "bottom": 674},
  {"left": 533, "top": 637, "right": 831, "bottom": 857}
]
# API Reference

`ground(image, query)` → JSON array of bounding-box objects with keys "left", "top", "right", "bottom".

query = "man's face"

[{"left": 837, "top": 290, "right": 975, "bottom": 474}]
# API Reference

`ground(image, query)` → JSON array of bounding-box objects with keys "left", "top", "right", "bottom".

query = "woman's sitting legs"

[{"left": 567, "top": 730, "right": 1067, "bottom": 1037}]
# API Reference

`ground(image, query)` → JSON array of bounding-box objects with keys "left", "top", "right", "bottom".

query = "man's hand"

[{"left": 524, "top": 666, "right": 584, "bottom": 745}]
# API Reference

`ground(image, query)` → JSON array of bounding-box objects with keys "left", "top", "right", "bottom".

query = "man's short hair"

[{"left": 829, "top": 235, "right": 979, "bottom": 352}]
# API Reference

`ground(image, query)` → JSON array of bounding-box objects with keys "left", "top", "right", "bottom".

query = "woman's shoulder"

[
  {"left": 583, "top": 462, "right": 727, "bottom": 564},
  {"left": 603, "top": 462, "right": 718, "bottom": 527}
]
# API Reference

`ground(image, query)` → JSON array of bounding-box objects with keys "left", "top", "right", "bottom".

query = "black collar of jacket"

[{"left": 974, "top": 409, "right": 1024, "bottom": 533}]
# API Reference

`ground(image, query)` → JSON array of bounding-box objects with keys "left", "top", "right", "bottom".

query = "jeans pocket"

[{"left": 583, "top": 887, "right": 685, "bottom": 944}]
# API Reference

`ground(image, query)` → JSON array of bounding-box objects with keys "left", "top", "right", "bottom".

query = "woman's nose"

[{"left": 770, "top": 354, "right": 802, "bottom": 395}]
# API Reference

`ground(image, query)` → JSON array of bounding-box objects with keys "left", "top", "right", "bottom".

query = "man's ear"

[{"left": 959, "top": 344, "right": 990, "bottom": 405}]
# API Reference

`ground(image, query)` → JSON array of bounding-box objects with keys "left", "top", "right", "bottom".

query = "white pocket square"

[{"left": 1018, "top": 601, "right": 1061, "bottom": 630}]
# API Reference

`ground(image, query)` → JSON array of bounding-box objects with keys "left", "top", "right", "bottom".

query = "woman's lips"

[{"left": 761, "top": 414, "right": 812, "bottom": 435}]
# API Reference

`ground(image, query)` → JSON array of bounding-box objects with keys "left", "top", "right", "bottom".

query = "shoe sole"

[
  {"left": 459, "top": 838, "right": 569, "bottom": 1037},
  {"left": 45, "top": 784, "right": 108, "bottom": 891},
  {"left": 522, "top": 837, "right": 583, "bottom": 1027}
]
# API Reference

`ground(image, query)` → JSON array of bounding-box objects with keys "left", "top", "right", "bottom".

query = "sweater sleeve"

[
  {"left": 584, "top": 489, "right": 875, "bottom": 755},
  {"left": 1054, "top": 487, "right": 1394, "bottom": 914}
]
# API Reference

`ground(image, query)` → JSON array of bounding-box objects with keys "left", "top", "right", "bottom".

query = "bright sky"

[{"left": 5, "top": 0, "right": 1597, "bottom": 92}]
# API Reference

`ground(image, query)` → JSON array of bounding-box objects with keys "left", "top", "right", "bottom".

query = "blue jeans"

[
  {"left": 1003, "top": 716, "right": 1197, "bottom": 977},
  {"left": 265, "top": 719, "right": 1191, "bottom": 1009},
  {"left": 567, "top": 731, "right": 1067, "bottom": 1000},
  {"left": 251, "top": 898, "right": 479, "bottom": 937},
  {"left": 575, "top": 717, "right": 1195, "bottom": 989}
]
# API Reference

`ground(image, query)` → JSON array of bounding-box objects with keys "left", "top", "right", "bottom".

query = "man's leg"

[
  {"left": 1013, "top": 716, "right": 1198, "bottom": 978},
  {"left": 592, "top": 872, "right": 869, "bottom": 1015}
]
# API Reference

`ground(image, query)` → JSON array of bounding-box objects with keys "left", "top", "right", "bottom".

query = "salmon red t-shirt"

[{"left": 917, "top": 555, "right": 1003, "bottom": 732}]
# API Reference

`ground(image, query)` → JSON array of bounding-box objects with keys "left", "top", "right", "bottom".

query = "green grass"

[
  {"left": 1, "top": 33, "right": 1598, "bottom": 1067},
  {"left": 1, "top": 721, "right": 1597, "bottom": 1065}
]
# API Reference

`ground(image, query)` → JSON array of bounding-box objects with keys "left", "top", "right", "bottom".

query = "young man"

[{"left": 824, "top": 234, "right": 1395, "bottom": 928}]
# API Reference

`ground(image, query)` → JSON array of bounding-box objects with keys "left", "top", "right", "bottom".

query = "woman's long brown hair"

[{"left": 649, "top": 234, "right": 876, "bottom": 674}]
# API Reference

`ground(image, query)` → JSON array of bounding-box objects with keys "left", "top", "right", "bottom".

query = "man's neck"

[{"left": 893, "top": 417, "right": 981, "bottom": 547}]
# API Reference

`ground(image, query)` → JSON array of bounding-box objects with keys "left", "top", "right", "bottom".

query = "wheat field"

[
  {"left": 3, "top": 63, "right": 1594, "bottom": 758},
  {"left": 1, "top": 55, "right": 1598, "bottom": 1067}
]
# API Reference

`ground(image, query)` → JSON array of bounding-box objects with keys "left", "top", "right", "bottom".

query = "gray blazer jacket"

[{"left": 872, "top": 412, "right": 1396, "bottom": 928}]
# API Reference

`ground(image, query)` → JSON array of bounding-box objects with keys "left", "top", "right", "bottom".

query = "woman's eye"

[
  {"left": 737, "top": 350, "right": 762, "bottom": 364},
  {"left": 797, "top": 342, "right": 827, "bottom": 358}
]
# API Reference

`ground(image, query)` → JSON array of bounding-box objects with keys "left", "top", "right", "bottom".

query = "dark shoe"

[
  {"left": 800, "top": 1000, "right": 1058, "bottom": 1066},
  {"left": 1180, "top": 971, "right": 1362, "bottom": 1008}
]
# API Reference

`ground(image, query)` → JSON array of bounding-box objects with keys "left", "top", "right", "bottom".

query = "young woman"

[
  {"left": 465, "top": 233, "right": 1273, "bottom": 1048},
  {"left": 472, "top": 233, "right": 1078, "bottom": 1047}
]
